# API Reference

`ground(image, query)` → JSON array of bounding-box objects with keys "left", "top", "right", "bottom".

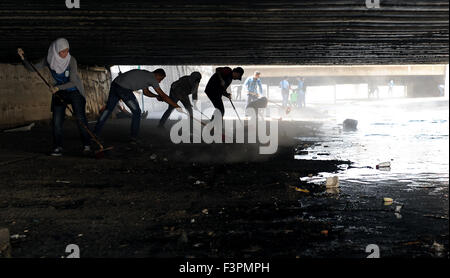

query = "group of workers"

[
  {"left": 17, "top": 38, "right": 245, "bottom": 156},
  {"left": 279, "top": 77, "right": 307, "bottom": 108}
]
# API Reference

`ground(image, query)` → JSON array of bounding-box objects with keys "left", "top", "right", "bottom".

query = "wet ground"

[{"left": 0, "top": 97, "right": 448, "bottom": 258}]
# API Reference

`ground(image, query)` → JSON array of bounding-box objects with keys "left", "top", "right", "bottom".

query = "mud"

[{"left": 0, "top": 116, "right": 448, "bottom": 258}]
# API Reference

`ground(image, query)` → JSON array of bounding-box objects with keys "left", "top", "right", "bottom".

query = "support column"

[{"left": 445, "top": 65, "right": 449, "bottom": 99}]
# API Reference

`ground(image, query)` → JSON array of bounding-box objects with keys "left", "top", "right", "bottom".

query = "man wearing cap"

[{"left": 204, "top": 66, "right": 244, "bottom": 119}]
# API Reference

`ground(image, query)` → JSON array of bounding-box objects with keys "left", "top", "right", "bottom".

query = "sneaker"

[{"left": 51, "top": 147, "right": 63, "bottom": 157}]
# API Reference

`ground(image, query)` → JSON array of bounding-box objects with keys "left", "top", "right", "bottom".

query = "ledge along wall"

[{"left": 0, "top": 64, "right": 111, "bottom": 128}]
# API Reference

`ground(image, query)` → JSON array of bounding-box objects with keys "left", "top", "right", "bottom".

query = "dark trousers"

[
  {"left": 205, "top": 91, "right": 225, "bottom": 119},
  {"left": 94, "top": 82, "right": 141, "bottom": 138},
  {"left": 247, "top": 93, "right": 258, "bottom": 107},
  {"left": 52, "top": 90, "right": 90, "bottom": 148},
  {"left": 159, "top": 86, "right": 193, "bottom": 126},
  {"left": 298, "top": 91, "right": 305, "bottom": 108}
]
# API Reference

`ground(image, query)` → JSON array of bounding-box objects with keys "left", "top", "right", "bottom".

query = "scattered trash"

[
  {"left": 10, "top": 234, "right": 26, "bottom": 239},
  {"left": 195, "top": 180, "right": 205, "bottom": 185},
  {"left": 423, "top": 214, "right": 448, "bottom": 220},
  {"left": 325, "top": 176, "right": 339, "bottom": 188},
  {"left": 56, "top": 180, "right": 71, "bottom": 184},
  {"left": 150, "top": 154, "right": 157, "bottom": 160},
  {"left": 294, "top": 187, "right": 310, "bottom": 193},
  {"left": 383, "top": 198, "right": 394, "bottom": 205},
  {"left": 3, "top": 122, "right": 35, "bottom": 133},
  {"left": 432, "top": 241, "right": 444, "bottom": 252},
  {"left": 403, "top": 241, "right": 421, "bottom": 246},
  {"left": 190, "top": 219, "right": 195, "bottom": 223},
  {"left": 77, "top": 234, "right": 83, "bottom": 237},
  {"left": 343, "top": 119, "right": 358, "bottom": 131},
  {"left": 243, "top": 245, "right": 262, "bottom": 253},
  {"left": 376, "top": 162, "right": 391, "bottom": 169},
  {"left": 163, "top": 158, "right": 168, "bottom": 162},
  {"left": 395, "top": 205, "right": 403, "bottom": 213},
  {"left": 395, "top": 213, "right": 402, "bottom": 219},
  {"left": 202, "top": 209, "right": 209, "bottom": 215}
]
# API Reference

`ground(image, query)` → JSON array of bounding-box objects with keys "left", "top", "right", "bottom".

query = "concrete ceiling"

[{"left": 0, "top": 0, "right": 448, "bottom": 66}]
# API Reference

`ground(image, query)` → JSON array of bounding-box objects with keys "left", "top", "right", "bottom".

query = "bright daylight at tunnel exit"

[{"left": 0, "top": 0, "right": 448, "bottom": 274}]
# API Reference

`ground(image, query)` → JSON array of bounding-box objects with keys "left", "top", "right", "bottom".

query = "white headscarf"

[{"left": 47, "top": 38, "right": 71, "bottom": 74}]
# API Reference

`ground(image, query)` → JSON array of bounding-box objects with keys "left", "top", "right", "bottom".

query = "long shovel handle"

[
  {"left": 228, "top": 98, "right": 243, "bottom": 125},
  {"left": 25, "top": 58, "right": 52, "bottom": 89}
]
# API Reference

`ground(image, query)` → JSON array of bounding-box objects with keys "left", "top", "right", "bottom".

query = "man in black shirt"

[{"left": 204, "top": 67, "right": 244, "bottom": 119}]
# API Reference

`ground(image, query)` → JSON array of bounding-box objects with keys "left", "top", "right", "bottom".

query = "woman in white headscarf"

[{"left": 18, "top": 38, "right": 90, "bottom": 157}]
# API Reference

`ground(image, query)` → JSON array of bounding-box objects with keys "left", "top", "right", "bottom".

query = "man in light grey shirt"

[
  {"left": 114, "top": 69, "right": 161, "bottom": 91},
  {"left": 94, "top": 68, "right": 180, "bottom": 144}
]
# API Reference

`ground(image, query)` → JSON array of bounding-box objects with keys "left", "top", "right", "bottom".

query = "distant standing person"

[
  {"left": 388, "top": 80, "right": 394, "bottom": 97},
  {"left": 204, "top": 67, "right": 244, "bottom": 120},
  {"left": 18, "top": 38, "right": 90, "bottom": 157},
  {"left": 297, "top": 77, "right": 306, "bottom": 108},
  {"left": 368, "top": 83, "right": 379, "bottom": 99},
  {"left": 244, "top": 71, "right": 264, "bottom": 108},
  {"left": 94, "top": 68, "right": 180, "bottom": 144},
  {"left": 280, "top": 77, "right": 290, "bottom": 108}
]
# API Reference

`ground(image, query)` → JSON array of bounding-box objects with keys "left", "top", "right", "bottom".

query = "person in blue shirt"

[
  {"left": 244, "top": 71, "right": 263, "bottom": 107},
  {"left": 388, "top": 80, "right": 394, "bottom": 97},
  {"left": 18, "top": 38, "right": 90, "bottom": 157},
  {"left": 280, "top": 77, "right": 290, "bottom": 108},
  {"left": 296, "top": 77, "right": 306, "bottom": 108}
]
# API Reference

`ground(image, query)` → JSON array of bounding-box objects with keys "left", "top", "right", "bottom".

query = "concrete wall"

[{"left": 0, "top": 63, "right": 111, "bottom": 128}]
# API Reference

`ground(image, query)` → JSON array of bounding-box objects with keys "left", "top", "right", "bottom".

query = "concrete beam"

[{"left": 241, "top": 65, "right": 448, "bottom": 78}]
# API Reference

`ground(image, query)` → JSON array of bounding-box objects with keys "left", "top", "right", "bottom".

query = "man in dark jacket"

[
  {"left": 158, "top": 72, "right": 202, "bottom": 127},
  {"left": 204, "top": 67, "right": 244, "bottom": 119}
]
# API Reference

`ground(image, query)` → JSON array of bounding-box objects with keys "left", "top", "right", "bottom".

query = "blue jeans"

[
  {"left": 52, "top": 90, "right": 90, "bottom": 148},
  {"left": 94, "top": 82, "right": 141, "bottom": 138}
]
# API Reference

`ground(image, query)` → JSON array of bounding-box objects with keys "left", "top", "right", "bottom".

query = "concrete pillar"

[{"left": 445, "top": 64, "right": 449, "bottom": 99}]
